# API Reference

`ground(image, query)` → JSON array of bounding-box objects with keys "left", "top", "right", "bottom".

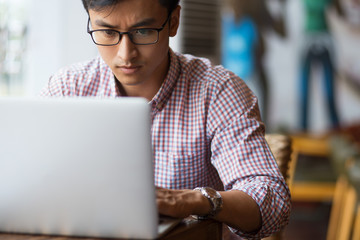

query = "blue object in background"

[{"left": 222, "top": 15, "right": 258, "bottom": 81}]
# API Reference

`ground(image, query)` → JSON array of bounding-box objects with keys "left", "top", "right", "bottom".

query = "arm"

[
  {"left": 216, "top": 190, "right": 261, "bottom": 232},
  {"left": 156, "top": 71, "right": 291, "bottom": 238},
  {"left": 157, "top": 188, "right": 261, "bottom": 233}
]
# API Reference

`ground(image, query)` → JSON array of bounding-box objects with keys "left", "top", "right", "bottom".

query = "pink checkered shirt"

[{"left": 40, "top": 49, "right": 290, "bottom": 239}]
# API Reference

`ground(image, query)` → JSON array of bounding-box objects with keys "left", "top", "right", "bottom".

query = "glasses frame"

[{"left": 87, "top": 13, "right": 172, "bottom": 46}]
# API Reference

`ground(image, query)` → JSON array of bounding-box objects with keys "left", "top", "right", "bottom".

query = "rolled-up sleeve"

[{"left": 208, "top": 72, "right": 291, "bottom": 239}]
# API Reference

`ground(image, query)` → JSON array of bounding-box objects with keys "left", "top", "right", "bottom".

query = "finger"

[{"left": 156, "top": 189, "right": 178, "bottom": 200}]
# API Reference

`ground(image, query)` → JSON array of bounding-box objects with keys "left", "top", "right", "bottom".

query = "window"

[
  {"left": 0, "top": 0, "right": 28, "bottom": 95},
  {"left": 180, "top": 0, "right": 221, "bottom": 64}
]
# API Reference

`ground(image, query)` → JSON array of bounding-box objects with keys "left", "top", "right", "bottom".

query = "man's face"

[{"left": 88, "top": 0, "right": 180, "bottom": 97}]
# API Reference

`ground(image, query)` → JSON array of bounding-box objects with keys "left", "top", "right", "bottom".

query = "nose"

[{"left": 116, "top": 34, "right": 138, "bottom": 63}]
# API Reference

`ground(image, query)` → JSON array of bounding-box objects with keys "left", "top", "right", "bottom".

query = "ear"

[{"left": 169, "top": 5, "right": 181, "bottom": 37}]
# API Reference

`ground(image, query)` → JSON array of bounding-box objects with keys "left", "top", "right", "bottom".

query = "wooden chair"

[
  {"left": 265, "top": 134, "right": 293, "bottom": 185},
  {"left": 289, "top": 134, "right": 335, "bottom": 202},
  {"left": 262, "top": 134, "right": 293, "bottom": 240},
  {"left": 346, "top": 164, "right": 360, "bottom": 240},
  {"left": 351, "top": 193, "right": 360, "bottom": 240},
  {"left": 326, "top": 136, "right": 360, "bottom": 240}
]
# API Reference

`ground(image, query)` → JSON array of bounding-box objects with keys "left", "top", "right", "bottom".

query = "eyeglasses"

[{"left": 87, "top": 14, "right": 171, "bottom": 46}]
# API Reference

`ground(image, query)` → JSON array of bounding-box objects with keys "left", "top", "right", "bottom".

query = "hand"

[{"left": 156, "top": 187, "right": 211, "bottom": 218}]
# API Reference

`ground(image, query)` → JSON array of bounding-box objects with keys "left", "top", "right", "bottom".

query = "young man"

[{"left": 40, "top": 0, "right": 291, "bottom": 239}]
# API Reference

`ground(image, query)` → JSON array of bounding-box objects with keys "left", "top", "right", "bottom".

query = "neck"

[{"left": 116, "top": 80, "right": 163, "bottom": 101}]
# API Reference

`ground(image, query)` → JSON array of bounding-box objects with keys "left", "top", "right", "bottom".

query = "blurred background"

[
  {"left": 1, "top": 0, "right": 360, "bottom": 239},
  {"left": 1, "top": 0, "right": 359, "bottom": 133}
]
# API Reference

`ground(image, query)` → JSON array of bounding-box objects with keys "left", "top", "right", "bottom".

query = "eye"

[
  {"left": 134, "top": 29, "right": 152, "bottom": 36},
  {"left": 103, "top": 30, "right": 118, "bottom": 37}
]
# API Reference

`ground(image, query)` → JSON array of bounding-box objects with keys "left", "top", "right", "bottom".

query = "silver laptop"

[{"left": 0, "top": 97, "right": 179, "bottom": 239}]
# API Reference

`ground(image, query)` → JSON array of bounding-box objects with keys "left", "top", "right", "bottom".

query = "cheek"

[
  {"left": 143, "top": 45, "right": 168, "bottom": 69},
  {"left": 148, "top": 37, "right": 169, "bottom": 60},
  {"left": 97, "top": 47, "right": 116, "bottom": 64}
]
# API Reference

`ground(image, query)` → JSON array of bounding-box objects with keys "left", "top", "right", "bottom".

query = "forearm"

[
  {"left": 192, "top": 186, "right": 289, "bottom": 238},
  {"left": 214, "top": 190, "right": 261, "bottom": 233},
  {"left": 157, "top": 182, "right": 290, "bottom": 238},
  {"left": 157, "top": 188, "right": 262, "bottom": 233}
]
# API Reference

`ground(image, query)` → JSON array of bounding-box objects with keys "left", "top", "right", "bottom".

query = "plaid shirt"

[{"left": 40, "top": 49, "right": 291, "bottom": 239}]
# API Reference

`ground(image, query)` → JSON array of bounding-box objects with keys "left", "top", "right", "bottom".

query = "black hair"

[{"left": 81, "top": 0, "right": 180, "bottom": 14}]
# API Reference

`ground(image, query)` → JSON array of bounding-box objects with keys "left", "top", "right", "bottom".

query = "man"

[
  {"left": 299, "top": 0, "right": 344, "bottom": 131},
  {"left": 40, "top": 0, "right": 291, "bottom": 239}
]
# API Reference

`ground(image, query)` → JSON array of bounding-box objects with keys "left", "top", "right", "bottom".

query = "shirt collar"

[{"left": 150, "top": 48, "right": 180, "bottom": 111}]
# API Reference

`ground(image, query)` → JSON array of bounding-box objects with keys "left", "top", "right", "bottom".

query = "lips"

[{"left": 117, "top": 65, "right": 141, "bottom": 75}]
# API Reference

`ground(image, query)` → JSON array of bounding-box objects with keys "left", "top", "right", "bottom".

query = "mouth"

[{"left": 116, "top": 65, "right": 142, "bottom": 75}]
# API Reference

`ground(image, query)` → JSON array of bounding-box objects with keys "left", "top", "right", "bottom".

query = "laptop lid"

[{"left": 0, "top": 97, "right": 160, "bottom": 239}]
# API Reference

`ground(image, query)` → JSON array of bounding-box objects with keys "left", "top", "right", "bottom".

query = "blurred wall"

[
  {"left": 21, "top": 0, "right": 360, "bottom": 133},
  {"left": 264, "top": 0, "right": 360, "bottom": 133},
  {"left": 24, "top": 0, "right": 97, "bottom": 96}
]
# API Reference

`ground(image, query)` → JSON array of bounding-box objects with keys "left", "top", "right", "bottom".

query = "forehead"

[{"left": 89, "top": 0, "right": 167, "bottom": 23}]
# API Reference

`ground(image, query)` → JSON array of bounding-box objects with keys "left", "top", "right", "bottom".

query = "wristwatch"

[{"left": 193, "top": 187, "right": 223, "bottom": 219}]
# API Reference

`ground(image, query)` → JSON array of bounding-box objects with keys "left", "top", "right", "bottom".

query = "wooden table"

[{"left": 0, "top": 218, "right": 222, "bottom": 240}]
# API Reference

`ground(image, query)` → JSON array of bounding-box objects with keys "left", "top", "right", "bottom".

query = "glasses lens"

[
  {"left": 129, "top": 29, "right": 159, "bottom": 44},
  {"left": 92, "top": 30, "right": 120, "bottom": 45},
  {"left": 91, "top": 29, "right": 160, "bottom": 45}
]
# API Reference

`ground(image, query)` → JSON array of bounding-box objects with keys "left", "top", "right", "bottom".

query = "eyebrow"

[{"left": 94, "top": 18, "right": 158, "bottom": 29}]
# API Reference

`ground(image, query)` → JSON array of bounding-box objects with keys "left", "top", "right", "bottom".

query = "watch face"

[
  {"left": 203, "top": 187, "right": 223, "bottom": 211},
  {"left": 204, "top": 187, "right": 221, "bottom": 198},
  {"left": 194, "top": 187, "right": 223, "bottom": 218}
]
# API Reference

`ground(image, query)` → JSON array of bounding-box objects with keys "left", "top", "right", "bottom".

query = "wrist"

[
  {"left": 192, "top": 189, "right": 212, "bottom": 215},
  {"left": 193, "top": 187, "right": 223, "bottom": 219}
]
